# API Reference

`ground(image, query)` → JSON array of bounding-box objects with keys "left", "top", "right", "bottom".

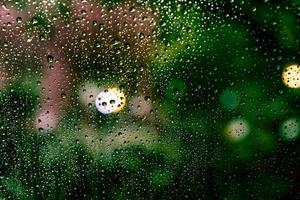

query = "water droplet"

[
  {"left": 16, "top": 17, "right": 22, "bottom": 23},
  {"left": 110, "top": 99, "right": 116, "bottom": 104},
  {"left": 99, "top": 23, "right": 105, "bottom": 31},
  {"left": 47, "top": 55, "right": 54, "bottom": 63}
]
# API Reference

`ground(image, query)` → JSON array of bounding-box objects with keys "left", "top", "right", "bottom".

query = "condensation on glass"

[{"left": 0, "top": 0, "right": 299, "bottom": 199}]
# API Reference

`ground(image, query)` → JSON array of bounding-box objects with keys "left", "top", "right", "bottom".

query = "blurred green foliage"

[{"left": 0, "top": 0, "right": 299, "bottom": 199}]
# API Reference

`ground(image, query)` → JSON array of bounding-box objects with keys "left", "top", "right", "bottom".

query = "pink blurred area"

[{"left": 0, "top": 0, "right": 158, "bottom": 131}]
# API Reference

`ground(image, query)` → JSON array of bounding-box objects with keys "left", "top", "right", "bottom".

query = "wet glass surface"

[{"left": 0, "top": 0, "right": 299, "bottom": 199}]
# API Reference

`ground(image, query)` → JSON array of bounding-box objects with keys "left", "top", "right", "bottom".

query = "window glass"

[{"left": 0, "top": 0, "right": 299, "bottom": 199}]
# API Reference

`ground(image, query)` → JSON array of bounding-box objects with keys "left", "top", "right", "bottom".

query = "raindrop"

[{"left": 47, "top": 55, "right": 54, "bottom": 63}]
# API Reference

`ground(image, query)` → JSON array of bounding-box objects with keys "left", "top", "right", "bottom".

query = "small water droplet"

[
  {"left": 99, "top": 23, "right": 105, "bottom": 31},
  {"left": 47, "top": 55, "right": 54, "bottom": 63},
  {"left": 110, "top": 100, "right": 116, "bottom": 105},
  {"left": 16, "top": 17, "right": 22, "bottom": 23}
]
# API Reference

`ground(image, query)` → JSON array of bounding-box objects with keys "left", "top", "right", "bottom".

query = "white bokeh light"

[{"left": 95, "top": 88, "right": 126, "bottom": 114}]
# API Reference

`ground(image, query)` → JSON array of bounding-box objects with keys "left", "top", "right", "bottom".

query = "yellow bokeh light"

[
  {"left": 282, "top": 64, "right": 300, "bottom": 88},
  {"left": 225, "top": 119, "right": 250, "bottom": 142}
]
